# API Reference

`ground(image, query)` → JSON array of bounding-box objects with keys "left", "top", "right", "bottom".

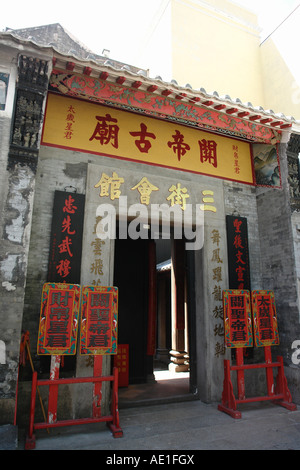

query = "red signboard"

[
  {"left": 37, "top": 283, "right": 81, "bottom": 355},
  {"left": 80, "top": 286, "right": 118, "bottom": 355},
  {"left": 114, "top": 344, "right": 129, "bottom": 387},
  {"left": 223, "top": 290, "right": 253, "bottom": 348},
  {"left": 251, "top": 290, "right": 279, "bottom": 347}
]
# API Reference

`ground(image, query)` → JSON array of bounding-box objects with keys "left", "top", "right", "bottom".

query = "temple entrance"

[
  {"left": 114, "top": 237, "right": 149, "bottom": 384},
  {"left": 113, "top": 230, "right": 196, "bottom": 406}
]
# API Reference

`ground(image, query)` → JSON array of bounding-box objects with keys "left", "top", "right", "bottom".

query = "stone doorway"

[{"left": 113, "top": 231, "right": 195, "bottom": 406}]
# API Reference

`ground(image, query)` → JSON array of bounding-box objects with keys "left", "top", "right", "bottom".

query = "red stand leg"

[
  {"left": 25, "top": 360, "right": 123, "bottom": 448},
  {"left": 218, "top": 352, "right": 297, "bottom": 419},
  {"left": 107, "top": 366, "right": 123, "bottom": 438},
  {"left": 275, "top": 356, "right": 297, "bottom": 411},
  {"left": 25, "top": 371, "right": 37, "bottom": 449},
  {"left": 218, "top": 359, "right": 241, "bottom": 419},
  {"left": 264, "top": 346, "right": 275, "bottom": 397},
  {"left": 236, "top": 348, "right": 245, "bottom": 401}
]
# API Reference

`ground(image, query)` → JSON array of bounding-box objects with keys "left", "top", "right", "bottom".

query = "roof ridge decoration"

[{"left": 49, "top": 67, "right": 283, "bottom": 144}]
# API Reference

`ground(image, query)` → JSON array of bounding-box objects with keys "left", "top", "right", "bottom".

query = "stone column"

[
  {"left": 169, "top": 239, "right": 189, "bottom": 372},
  {"left": 74, "top": 163, "right": 115, "bottom": 418},
  {"left": 156, "top": 270, "right": 170, "bottom": 365}
]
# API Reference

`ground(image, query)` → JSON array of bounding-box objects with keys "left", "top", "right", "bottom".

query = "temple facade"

[{"left": 1, "top": 11, "right": 300, "bottom": 430}]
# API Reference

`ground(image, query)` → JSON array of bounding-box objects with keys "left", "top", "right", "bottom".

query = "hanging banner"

[
  {"left": 37, "top": 283, "right": 81, "bottom": 355},
  {"left": 251, "top": 290, "right": 279, "bottom": 347},
  {"left": 226, "top": 215, "right": 251, "bottom": 291},
  {"left": 80, "top": 286, "right": 118, "bottom": 355},
  {"left": 47, "top": 191, "right": 85, "bottom": 284},
  {"left": 42, "top": 93, "right": 255, "bottom": 185},
  {"left": 223, "top": 290, "right": 253, "bottom": 348}
]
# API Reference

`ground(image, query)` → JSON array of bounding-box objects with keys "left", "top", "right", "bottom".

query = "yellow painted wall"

[
  {"left": 260, "top": 7, "right": 300, "bottom": 120},
  {"left": 141, "top": 0, "right": 299, "bottom": 118},
  {"left": 260, "top": 38, "right": 299, "bottom": 119},
  {"left": 170, "top": 0, "right": 265, "bottom": 107}
]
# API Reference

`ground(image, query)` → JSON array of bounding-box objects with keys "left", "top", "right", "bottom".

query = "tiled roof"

[
  {"left": 52, "top": 54, "right": 299, "bottom": 133},
  {"left": 1, "top": 25, "right": 299, "bottom": 134},
  {"left": 3, "top": 23, "right": 146, "bottom": 74}
]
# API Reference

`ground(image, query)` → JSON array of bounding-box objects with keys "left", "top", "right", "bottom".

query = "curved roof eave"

[{"left": 1, "top": 30, "right": 299, "bottom": 136}]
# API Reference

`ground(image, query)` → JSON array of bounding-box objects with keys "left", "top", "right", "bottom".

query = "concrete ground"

[{"left": 13, "top": 399, "right": 300, "bottom": 451}]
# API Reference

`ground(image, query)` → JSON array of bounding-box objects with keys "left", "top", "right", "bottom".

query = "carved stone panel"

[
  {"left": 8, "top": 55, "right": 49, "bottom": 171},
  {"left": 287, "top": 134, "right": 300, "bottom": 212}
]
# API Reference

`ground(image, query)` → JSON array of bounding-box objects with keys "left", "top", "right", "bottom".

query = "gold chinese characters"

[{"left": 94, "top": 171, "right": 217, "bottom": 213}]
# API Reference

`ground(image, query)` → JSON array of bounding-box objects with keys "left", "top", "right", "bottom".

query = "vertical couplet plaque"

[
  {"left": 80, "top": 286, "right": 118, "bottom": 355},
  {"left": 37, "top": 283, "right": 81, "bottom": 355},
  {"left": 223, "top": 290, "right": 253, "bottom": 348},
  {"left": 251, "top": 290, "right": 279, "bottom": 347},
  {"left": 47, "top": 191, "right": 85, "bottom": 284}
]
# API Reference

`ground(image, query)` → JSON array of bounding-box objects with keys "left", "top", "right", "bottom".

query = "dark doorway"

[
  {"left": 113, "top": 231, "right": 196, "bottom": 405},
  {"left": 114, "top": 237, "right": 149, "bottom": 384}
]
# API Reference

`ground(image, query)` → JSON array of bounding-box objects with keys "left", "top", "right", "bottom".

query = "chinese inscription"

[
  {"left": 94, "top": 172, "right": 124, "bottom": 200},
  {"left": 89, "top": 113, "right": 119, "bottom": 148},
  {"left": 90, "top": 216, "right": 105, "bottom": 286},
  {"left": 199, "top": 139, "right": 217, "bottom": 168},
  {"left": 94, "top": 171, "right": 217, "bottom": 213},
  {"left": 251, "top": 290, "right": 279, "bottom": 347},
  {"left": 200, "top": 190, "right": 217, "bottom": 213},
  {"left": 64, "top": 104, "right": 76, "bottom": 140},
  {"left": 37, "top": 283, "right": 81, "bottom": 355},
  {"left": 168, "top": 130, "right": 190, "bottom": 161},
  {"left": 233, "top": 145, "right": 240, "bottom": 175},
  {"left": 80, "top": 286, "right": 118, "bottom": 355},
  {"left": 167, "top": 183, "right": 190, "bottom": 210},
  {"left": 131, "top": 177, "right": 159, "bottom": 204},
  {"left": 129, "top": 123, "right": 156, "bottom": 153},
  {"left": 114, "top": 344, "right": 129, "bottom": 387},
  {"left": 89, "top": 114, "right": 220, "bottom": 169},
  {"left": 47, "top": 191, "right": 85, "bottom": 284},
  {"left": 226, "top": 215, "right": 250, "bottom": 290},
  {"left": 43, "top": 94, "right": 255, "bottom": 185},
  {"left": 223, "top": 290, "right": 253, "bottom": 348},
  {"left": 210, "top": 229, "right": 225, "bottom": 357}
]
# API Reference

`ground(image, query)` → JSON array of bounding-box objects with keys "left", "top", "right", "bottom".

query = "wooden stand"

[
  {"left": 25, "top": 364, "right": 122, "bottom": 449},
  {"left": 218, "top": 346, "right": 297, "bottom": 418}
]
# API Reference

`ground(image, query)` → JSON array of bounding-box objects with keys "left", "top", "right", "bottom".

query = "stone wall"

[
  {"left": 19, "top": 141, "right": 267, "bottom": 408},
  {"left": 255, "top": 137, "right": 300, "bottom": 402},
  {"left": 7, "top": 94, "right": 300, "bottom": 427},
  {"left": 12, "top": 132, "right": 300, "bottom": 428},
  {"left": 0, "top": 46, "right": 51, "bottom": 424},
  {"left": 0, "top": 46, "right": 18, "bottom": 422}
]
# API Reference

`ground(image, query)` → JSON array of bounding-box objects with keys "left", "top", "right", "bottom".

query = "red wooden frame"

[
  {"left": 25, "top": 366, "right": 122, "bottom": 449},
  {"left": 218, "top": 346, "right": 297, "bottom": 418}
]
